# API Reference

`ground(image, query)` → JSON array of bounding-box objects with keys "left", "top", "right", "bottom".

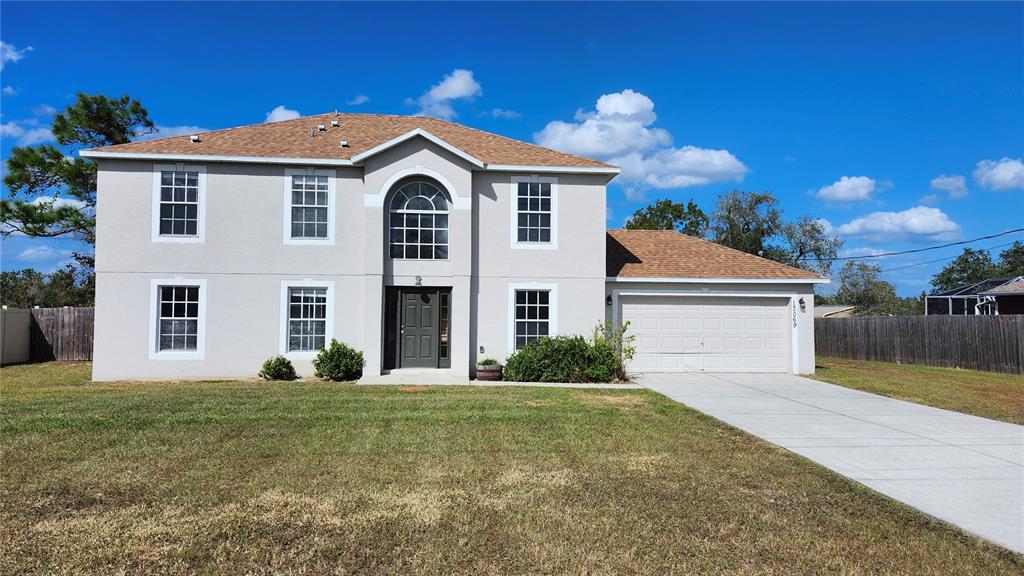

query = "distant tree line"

[{"left": 1, "top": 266, "right": 94, "bottom": 308}]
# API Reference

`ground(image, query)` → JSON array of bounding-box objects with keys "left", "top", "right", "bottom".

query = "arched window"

[{"left": 389, "top": 181, "right": 449, "bottom": 259}]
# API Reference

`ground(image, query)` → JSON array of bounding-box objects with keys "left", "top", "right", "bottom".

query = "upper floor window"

[
  {"left": 283, "top": 168, "right": 335, "bottom": 245},
  {"left": 152, "top": 164, "right": 206, "bottom": 243},
  {"left": 510, "top": 176, "right": 557, "bottom": 249},
  {"left": 389, "top": 181, "right": 449, "bottom": 260},
  {"left": 290, "top": 175, "right": 329, "bottom": 239}
]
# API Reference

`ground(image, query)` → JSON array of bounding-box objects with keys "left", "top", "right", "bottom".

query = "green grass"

[
  {"left": 1, "top": 362, "right": 1020, "bottom": 574},
  {"left": 812, "top": 357, "right": 1024, "bottom": 424}
]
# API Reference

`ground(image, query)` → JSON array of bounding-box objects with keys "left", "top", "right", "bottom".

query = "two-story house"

[{"left": 83, "top": 113, "right": 824, "bottom": 382}]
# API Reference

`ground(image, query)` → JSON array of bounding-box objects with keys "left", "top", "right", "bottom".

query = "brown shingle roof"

[
  {"left": 981, "top": 278, "right": 1024, "bottom": 295},
  {"left": 86, "top": 112, "right": 614, "bottom": 168},
  {"left": 607, "top": 229, "right": 823, "bottom": 280}
]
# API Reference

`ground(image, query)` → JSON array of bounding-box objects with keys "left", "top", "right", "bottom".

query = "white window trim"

[
  {"left": 148, "top": 277, "right": 207, "bottom": 360},
  {"left": 151, "top": 163, "right": 207, "bottom": 243},
  {"left": 279, "top": 279, "right": 335, "bottom": 359},
  {"left": 283, "top": 168, "right": 336, "bottom": 245},
  {"left": 507, "top": 282, "right": 559, "bottom": 355},
  {"left": 509, "top": 175, "right": 558, "bottom": 250}
]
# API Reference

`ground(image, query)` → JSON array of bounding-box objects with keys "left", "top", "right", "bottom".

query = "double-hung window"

[
  {"left": 279, "top": 281, "right": 334, "bottom": 356},
  {"left": 284, "top": 168, "right": 335, "bottom": 244},
  {"left": 509, "top": 284, "right": 558, "bottom": 351},
  {"left": 287, "top": 287, "right": 327, "bottom": 352},
  {"left": 152, "top": 165, "right": 206, "bottom": 242},
  {"left": 149, "top": 278, "right": 206, "bottom": 359},
  {"left": 511, "top": 176, "right": 557, "bottom": 249}
]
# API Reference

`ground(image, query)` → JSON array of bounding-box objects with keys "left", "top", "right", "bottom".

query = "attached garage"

[
  {"left": 622, "top": 296, "right": 790, "bottom": 373},
  {"left": 606, "top": 230, "right": 827, "bottom": 375}
]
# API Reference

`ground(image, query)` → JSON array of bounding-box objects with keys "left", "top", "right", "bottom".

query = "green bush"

[
  {"left": 503, "top": 322, "right": 635, "bottom": 383},
  {"left": 258, "top": 355, "right": 297, "bottom": 381},
  {"left": 477, "top": 358, "right": 500, "bottom": 366},
  {"left": 313, "top": 339, "right": 364, "bottom": 381}
]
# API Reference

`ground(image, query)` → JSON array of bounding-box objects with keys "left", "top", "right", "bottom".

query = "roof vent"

[
  {"left": 339, "top": 140, "right": 349, "bottom": 148},
  {"left": 189, "top": 134, "right": 200, "bottom": 143},
  {"left": 317, "top": 124, "right": 327, "bottom": 132},
  {"left": 331, "top": 119, "right": 339, "bottom": 127}
]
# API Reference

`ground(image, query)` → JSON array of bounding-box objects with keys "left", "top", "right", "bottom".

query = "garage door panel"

[{"left": 622, "top": 296, "right": 790, "bottom": 373}]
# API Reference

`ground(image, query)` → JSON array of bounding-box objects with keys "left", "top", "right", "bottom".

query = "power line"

[
  {"left": 799, "top": 227, "right": 1024, "bottom": 261},
  {"left": 879, "top": 241, "right": 1016, "bottom": 272}
]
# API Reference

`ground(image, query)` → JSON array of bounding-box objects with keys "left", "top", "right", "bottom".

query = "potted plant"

[{"left": 476, "top": 358, "right": 503, "bottom": 381}]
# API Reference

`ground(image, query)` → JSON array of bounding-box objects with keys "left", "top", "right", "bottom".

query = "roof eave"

[
  {"left": 606, "top": 276, "right": 830, "bottom": 284},
  {"left": 79, "top": 149, "right": 356, "bottom": 166}
]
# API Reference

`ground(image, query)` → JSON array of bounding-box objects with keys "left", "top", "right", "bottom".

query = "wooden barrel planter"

[{"left": 476, "top": 363, "right": 503, "bottom": 381}]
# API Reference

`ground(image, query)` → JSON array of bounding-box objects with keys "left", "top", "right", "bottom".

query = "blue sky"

[{"left": 2, "top": 1, "right": 1022, "bottom": 295}]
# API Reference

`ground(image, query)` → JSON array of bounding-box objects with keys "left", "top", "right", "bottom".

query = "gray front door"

[{"left": 401, "top": 290, "right": 437, "bottom": 367}]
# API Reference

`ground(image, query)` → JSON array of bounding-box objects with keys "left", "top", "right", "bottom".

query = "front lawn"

[
  {"left": 1, "top": 362, "right": 1020, "bottom": 574},
  {"left": 812, "top": 357, "right": 1024, "bottom": 424}
]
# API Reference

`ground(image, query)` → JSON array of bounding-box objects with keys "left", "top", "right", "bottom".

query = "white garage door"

[{"left": 621, "top": 296, "right": 790, "bottom": 373}]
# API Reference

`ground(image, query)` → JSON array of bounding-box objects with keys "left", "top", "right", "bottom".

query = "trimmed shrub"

[
  {"left": 477, "top": 358, "right": 500, "bottom": 366},
  {"left": 313, "top": 339, "right": 364, "bottom": 381},
  {"left": 258, "top": 355, "right": 297, "bottom": 381},
  {"left": 503, "top": 322, "right": 635, "bottom": 383}
]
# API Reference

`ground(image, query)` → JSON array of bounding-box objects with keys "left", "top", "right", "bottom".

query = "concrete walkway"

[{"left": 638, "top": 372, "right": 1024, "bottom": 553}]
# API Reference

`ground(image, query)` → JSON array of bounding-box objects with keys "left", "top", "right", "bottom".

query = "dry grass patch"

[
  {"left": 2, "top": 362, "right": 1021, "bottom": 574},
  {"left": 573, "top": 390, "right": 650, "bottom": 409}
]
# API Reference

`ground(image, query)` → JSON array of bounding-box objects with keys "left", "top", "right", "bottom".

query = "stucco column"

[
  {"left": 450, "top": 274, "right": 472, "bottom": 377},
  {"left": 362, "top": 274, "right": 384, "bottom": 376}
]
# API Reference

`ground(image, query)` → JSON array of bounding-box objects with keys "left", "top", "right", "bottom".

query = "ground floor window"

[
  {"left": 288, "top": 287, "right": 327, "bottom": 352},
  {"left": 514, "top": 289, "right": 550, "bottom": 350},
  {"left": 158, "top": 286, "right": 200, "bottom": 351}
]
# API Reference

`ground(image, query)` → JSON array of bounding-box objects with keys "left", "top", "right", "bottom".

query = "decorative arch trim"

[{"left": 364, "top": 165, "right": 470, "bottom": 210}]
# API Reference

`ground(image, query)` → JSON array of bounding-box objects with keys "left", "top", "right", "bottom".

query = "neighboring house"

[
  {"left": 925, "top": 276, "right": 1024, "bottom": 315},
  {"left": 814, "top": 305, "right": 857, "bottom": 318},
  {"left": 83, "top": 113, "right": 824, "bottom": 381}
]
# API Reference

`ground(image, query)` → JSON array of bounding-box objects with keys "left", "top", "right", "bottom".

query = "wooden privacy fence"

[
  {"left": 815, "top": 315, "right": 1024, "bottom": 375},
  {"left": 28, "top": 307, "right": 94, "bottom": 362}
]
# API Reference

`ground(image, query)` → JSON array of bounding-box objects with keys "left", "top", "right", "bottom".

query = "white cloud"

[
  {"left": 815, "top": 218, "right": 834, "bottom": 235},
  {"left": 134, "top": 125, "right": 208, "bottom": 142},
  {"left": 407, "top": 69, "right": 482, "bottom": 119},
  {"left": 836, "top": 206, "right": 959, "bottom": 242},
  {"left": 30, "top": 196, "right": 87, "bottom": 210},
  {"left": 0, "top": 119, "right": 53, "bottom": 145},
  {"left": 929, "top": 174, "right": 967, "bottom": 198},
  {"left": 17, "top": 245, "right": 71, "bottom": 262},
  {"left": 972, "top": 158, "right": 1024, "bottom": 191},
  {"left": 816, "top": 176, "right": 877, "bottom": 202},
  {"left": 0, "top": 41, "right": 32, "bottom": 71},
  {"left": 30, "top": 103, "right": 56, "bottom": 116},
  {"left": 839, "top": 246, "right": 888, "bottom": 258},
  {"left": 491, "top": 108, "right": 521, "bottom": 119},
  {"left": 346, "top": 94, "right": 370, "bottom": 106},
  {"left": 264, "top": 105, "right": 301, "bottom": 123},
  {"left": 534, "top": 89, "right": 747, "bottom": 190},
  {"left": 623, "top": 187, "right": 646, "bottom": 202},
  {"left": 2, "top": 86, "right": 16, "bottom": 96},
  {"left": 918, "top": 194, "right": 940, "bottom": 205}
]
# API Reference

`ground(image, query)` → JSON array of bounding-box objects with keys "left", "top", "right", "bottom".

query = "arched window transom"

[{"left": 389, "top": 181, "right": 449, "bottom": 260}]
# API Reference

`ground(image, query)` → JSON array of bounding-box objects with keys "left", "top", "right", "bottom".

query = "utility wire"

[
  {"left": 798, "top": 227, "right": 1024, "bottom": 261},
  {"left": 879, "top": 241, "right": 1016, "bottom": 272}
]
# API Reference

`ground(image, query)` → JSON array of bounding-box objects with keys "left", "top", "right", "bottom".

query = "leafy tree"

[
  {"left": 709, "top": 190, "right": 842, "bottom": 277},
  {"left": 834, "top": 261, "right": 918, "bottom": 316},
  {"left": 0, "top": 266, "right": 94, "bottom": 307},
  {"left": 625, "top": 198, "right": 709, "bottom": 237},
  {"left": 2, "top": 93, "right": 155, "bottom": 269},
  {"left": 997, "top": 241, "right": 1024, "bottom": 277},
  {"left": 709, "top": 190, "right": 783, "bottom": 256},
  {"left": 929, "top": 248, "right": 998, "bottom": 293}
]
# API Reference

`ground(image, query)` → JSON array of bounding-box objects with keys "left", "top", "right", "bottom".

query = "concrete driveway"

[{"left": 638, "top": 372, "right": 1024, "bottom": 553}]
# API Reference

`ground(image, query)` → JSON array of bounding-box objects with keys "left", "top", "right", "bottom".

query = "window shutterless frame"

[
  {"left": 151, "top": 164, "right": 207, "bottom": 243},
  {"left": 148, "top": 278, "right": 207, "bottom": 360},
  {"left": 283, "top": 168, "right": 336, "bottom": 245},
  {"left": 279, "top": 279, "right": 335, "bottom": 358},
  {"left": 509, "top": 175, "right": 558, "bottom": 250},
  {"left": 507, "top": 282, "right": 558, "bottom": 354}
]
